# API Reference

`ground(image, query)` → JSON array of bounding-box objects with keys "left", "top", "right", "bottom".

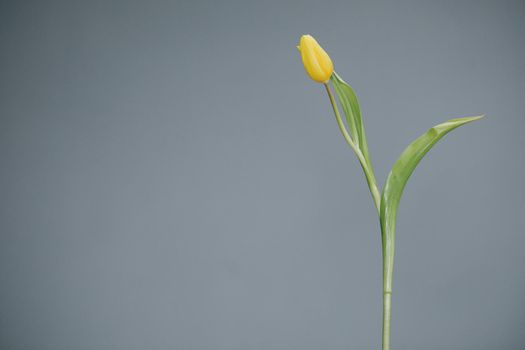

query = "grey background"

[{"left": 1, "top": 0, "right": 524, "bottom": 349}]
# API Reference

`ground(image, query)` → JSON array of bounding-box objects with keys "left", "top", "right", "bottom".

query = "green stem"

[
  {"left": 323, "top": 83, "right": 381, "bottom": 213},
  {"left": 381, "top": 218, "right": 395, "bottom": 350},
  {"left": 324, "top": 82, "right": 391, "bottom": 350},
  {"left": 382, "top": 291, "right": 391, "bottom": 350}
]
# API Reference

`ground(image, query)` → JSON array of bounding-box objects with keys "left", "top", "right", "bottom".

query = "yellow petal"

[{"left": 297, "top": 35, "right": 334, "bottom": 83}]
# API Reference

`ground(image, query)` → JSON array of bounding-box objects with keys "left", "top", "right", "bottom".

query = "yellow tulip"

[{"left": 297, "top": 35, "right": 334, "bottom": 83}]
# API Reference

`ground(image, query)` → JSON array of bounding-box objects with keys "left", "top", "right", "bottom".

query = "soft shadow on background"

[{"left": 1, "top": 1, "right": 524, "bottom": 349}]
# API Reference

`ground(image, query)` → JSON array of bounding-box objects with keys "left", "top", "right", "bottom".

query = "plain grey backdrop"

[{"left": 1, "top": 0, "right": 524, "bottom": 349}]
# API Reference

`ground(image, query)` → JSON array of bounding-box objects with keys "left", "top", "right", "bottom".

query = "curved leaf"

[
  {"left": 330, "top": 72, "right": 380, "bottom": 209},
  {"left": 379, "top": 115, "right": 483, "bottom": 293},
  {"left": 330, "top": 72, "right": 374, "bottom": 170}
]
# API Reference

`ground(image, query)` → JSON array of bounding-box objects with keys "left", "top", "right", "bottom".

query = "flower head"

[{"left": 297, "top": 35, "right": 334, "bottom": 83}]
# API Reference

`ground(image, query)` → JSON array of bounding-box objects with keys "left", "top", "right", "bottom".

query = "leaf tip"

[
  {"left": 460, "top": 114, "right": 485, "bottom": 125},
  {"left": 470, "top": 114, "right": 485, "bottom": 121},
  {"left": 443, "top": 115, "right": 485, "bottom": 129}
]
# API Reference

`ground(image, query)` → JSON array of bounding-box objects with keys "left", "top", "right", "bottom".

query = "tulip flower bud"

[{"left": 297, "top": 35, "right": 334, "bottom": 83}]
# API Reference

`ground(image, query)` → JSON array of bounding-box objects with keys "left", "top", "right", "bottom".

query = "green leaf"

[
  {"left": 330, "top": 72, "right": 373, "bottom": 170},
  {"left": 379, "top": 115, "right": 483, "bottom": 293}
]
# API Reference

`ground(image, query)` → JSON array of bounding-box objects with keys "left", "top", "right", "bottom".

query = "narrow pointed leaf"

[
  {"left": 379, "top": 115, "right": 483, "bottom": 292},
  {"left": 330, "top": 72, "right": 373, "bottom": 170}
]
